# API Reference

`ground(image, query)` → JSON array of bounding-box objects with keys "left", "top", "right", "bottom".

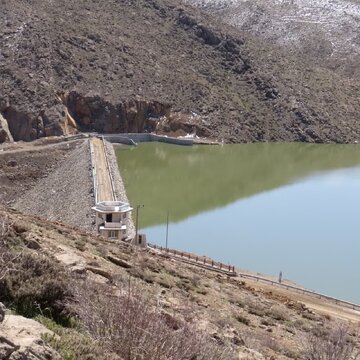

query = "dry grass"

[
  {"left": 0, "top": 214, "right": 16, "bottom": 281},
  {"left": 71, "top": 279, "right": 237, "bottom": 360},
  {"left": 302, "top": 323, "right": 360, "bottom": 360}
]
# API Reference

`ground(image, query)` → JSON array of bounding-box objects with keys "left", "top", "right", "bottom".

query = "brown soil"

[
  {"left": 0, "top": 138, "right": 82, "bottom": 205},
  {"left": 0, "top": 0, "right": 359, "bottom": 144}
]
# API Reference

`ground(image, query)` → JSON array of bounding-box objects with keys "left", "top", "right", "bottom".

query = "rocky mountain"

[
  {"left": 0, "top": 0, "right": 359, "bottom": 143},
  {"left": 187, "top": 0, "right": 360, "bottom": 78}
]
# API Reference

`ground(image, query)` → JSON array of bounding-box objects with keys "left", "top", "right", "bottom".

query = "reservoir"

[{"left": 116, "top": 142, "right": 360, "bottom": 303}]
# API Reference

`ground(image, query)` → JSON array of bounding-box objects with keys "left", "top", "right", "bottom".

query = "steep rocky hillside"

[
  {"left": 0, "top": 0, "right": 359, "bottom": 143},
  {"left": 187, "top": 0, "right": 360, "bottom": 78}
]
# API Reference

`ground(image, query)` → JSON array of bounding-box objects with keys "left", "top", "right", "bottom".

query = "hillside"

[
  {"left": 187, "top": 0, "right": 360, "bottom": 78},
  {"left": 1, "top": 206, "right": 360, "bottom": 359},
  {"left": 0, "top": 0, "right": 359, "bottom": 144}
]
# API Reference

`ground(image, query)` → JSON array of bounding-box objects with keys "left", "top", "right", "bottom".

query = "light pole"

[
  {"left": 165, "top": 210, "right": 169, "bottom": 249},
  {"left": 135, "top": 204, "right": 144, "bottom": 242}
]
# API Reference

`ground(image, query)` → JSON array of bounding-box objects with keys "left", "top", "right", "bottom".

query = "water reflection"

[
  {"left": 116, "top": 142, "right": 360, "bottom": 228},
  {"left": 116, "top": 143, "right": 360, "bottom": 302}
]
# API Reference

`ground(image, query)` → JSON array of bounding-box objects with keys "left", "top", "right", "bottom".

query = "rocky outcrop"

[
  {"left": 0, "top": 302, "right": 5, "bottom": 323},
  {"left": 0, "top": 113, "right": 13, "bottom": 143},
  {"left": 0, "top": 309, "right": 61, "bottom": 359},
  {"left": 63, "top": 92, "right": 171, "bottom": 134},
  {"left": 0, "top": 102, "right": 78, "bottom": 142}
]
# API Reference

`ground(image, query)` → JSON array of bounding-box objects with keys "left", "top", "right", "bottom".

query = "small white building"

[{"left": 92, "top": 201, "right": 133, "bottom": 240}]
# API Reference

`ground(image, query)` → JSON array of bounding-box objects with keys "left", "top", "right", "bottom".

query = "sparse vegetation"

[
  {"left": 38, "top": 316, "right": 118, "bottom": 360},
  {"left": 0, "top": 215, "right": 70, "bottom": 321},
  {"left": 303, "top": 323, "right": 360, "bottom": 360},
  {"left": 1, "top": 209, "right": 360, "bottom": 359},
  {"left": 71, "top": 280, "right": 237, "bottom": 360},
  {"left": 235, "top": 314, "right": 251, "bottom": 326},
  {"left": 0, "top": 251, "right": 69, "bottom": 320},
  {"left": 74, "top": 237, "right": 87, "bottom": 252},
  {"left": 266, "top": 305, "right": 289, "bottom": 322},
  {"left": 0, "top": 215, "right": 14, "bottom": 280}
]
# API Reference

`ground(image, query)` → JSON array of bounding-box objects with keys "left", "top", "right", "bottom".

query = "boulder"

[
  {"left": 0, "top": 314, "right": 61, "bottom": 359},
  {"left": 0, "top": 113, "right": 14, "bottom": 143},
  {"left": 0, "top": 302, "right": 6, "bottom": 323},
  {"left": 238, "top": 347, "right": 265, "bottom": 359},
  {"left": 107, "top": 255, "right": 132, "bottom": 268}
]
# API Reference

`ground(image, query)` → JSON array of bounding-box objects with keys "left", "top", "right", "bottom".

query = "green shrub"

[
  {"left": 38, "top": 316, "right": 119, "bottom": 360},
  {"left": 0, "top": 252, "right": 69, "bottom": 322}
]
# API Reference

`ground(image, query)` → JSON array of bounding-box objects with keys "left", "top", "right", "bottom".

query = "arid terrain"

[
  {"left": 1, "top": 205, "right": 360, "bottom": 359},
  {"left": 187, "top": 0, "right": 360, "bottom": 78},
  {"left": 0, "top": 0, "right": 359, "bottom": 144},
  {"left": 1, "top": 0, "right": 360, "bottom": 358},
  {"left": 0, "top": 136, "right": 94, "bottom": 230}
]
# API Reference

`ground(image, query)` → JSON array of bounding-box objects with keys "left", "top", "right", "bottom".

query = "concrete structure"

[
  {"left": 103, "top": 133, "right": 194, "bottom": 146},
  {"left": 131, "top": 233, "right": 147, "bottom": 248},
  {"left": 92, "top": 201, "right": 133, "bottom": 240}
]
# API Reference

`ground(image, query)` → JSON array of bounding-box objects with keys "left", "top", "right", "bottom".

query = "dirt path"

[
  {"left": 241, "top": 277, "right": 360, "bottom": 323},
  {"left": 91, "top": 137, "right": 115, "bottom": 202}
]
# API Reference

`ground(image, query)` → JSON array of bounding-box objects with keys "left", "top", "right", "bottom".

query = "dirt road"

[
  {"left": 91, "top": 137, "right": 115, "bottom": 202},
  {"left": 241, "top": 276, "right": 360, "bottom": 323}
]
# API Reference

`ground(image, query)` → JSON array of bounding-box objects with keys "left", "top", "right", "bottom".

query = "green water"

[{"left": 116, "top": 142, "right": 360, "bottom": 302}]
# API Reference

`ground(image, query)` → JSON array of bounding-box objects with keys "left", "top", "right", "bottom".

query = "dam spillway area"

[{"left": 116, "top": 142, "right": 360, "bottom": 303}]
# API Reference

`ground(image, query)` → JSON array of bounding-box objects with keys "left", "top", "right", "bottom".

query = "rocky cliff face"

[
  {"left": 0, "top": 0, "right": 359, "bottom": 144},
  {"left": 0, "top": 113, "right": 13, "bottom": 143},
  {"left": 63, "top": 92, "right": 171, "bottom": 134}
]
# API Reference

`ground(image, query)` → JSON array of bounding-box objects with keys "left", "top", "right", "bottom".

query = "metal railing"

[
  {"left": 148, "top": 244, "right": 360, "bottom": 312},
  {"left": 148, "top": 243, "right": 236, "bottom": 276},
  {"left": 236, "top": 272, "right": 360, "bottom": 312}
]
